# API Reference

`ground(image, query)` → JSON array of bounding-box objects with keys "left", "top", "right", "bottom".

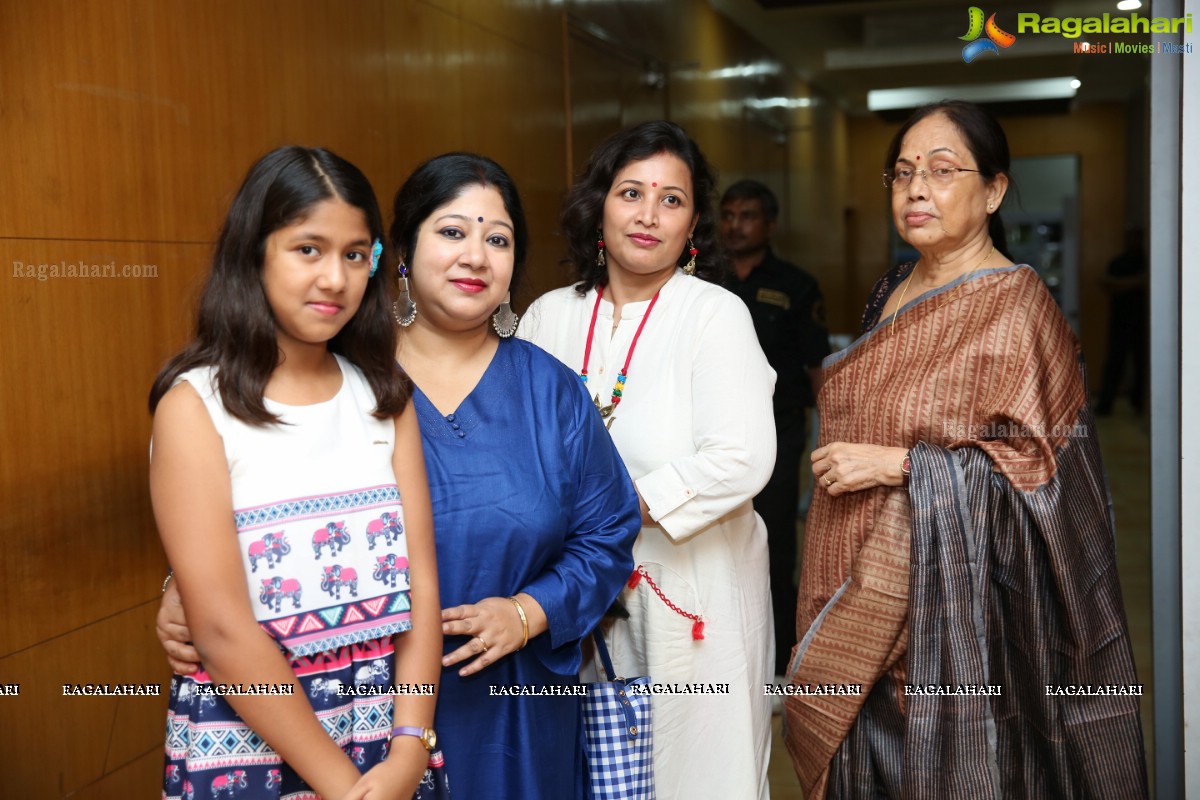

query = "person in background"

[
  {"left": 720, "top": 179, "right": 830, "bottom": 682},
  {"left": 1095, "top": 227, "right": 1148, "bottom": 415},
  {"left": 520, "top": 120, "right": 777, "bottom": 799}
]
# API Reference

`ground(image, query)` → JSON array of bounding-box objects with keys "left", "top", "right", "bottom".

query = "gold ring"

[
  {"left": 477, "top": 636, "right": 489, "bottom": 652},
  {"left": 824, "top": 476, "right": 834, "bottom": 487}
]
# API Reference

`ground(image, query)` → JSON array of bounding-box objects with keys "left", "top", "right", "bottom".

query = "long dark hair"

[
  {"left": 389, "top": 152, "right": 529, "bottom": 294},
  {"left": 149, "top": 146, "right": 409, "bottom": 423},
  {"left": 561, "top": 121, "right": 726, "bottom": 292},
  {"left": 885, "top": 100, "right": 1014, "bottom": 260}
]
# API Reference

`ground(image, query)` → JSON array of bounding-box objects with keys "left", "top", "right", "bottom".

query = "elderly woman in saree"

[{"left": 784, "top": 100, "right": 1147, "bottom": 799}]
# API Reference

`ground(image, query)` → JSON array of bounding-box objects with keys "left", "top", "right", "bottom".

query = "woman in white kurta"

[{"left": 518, "top": 121, "right": 777, "bottom": 799}]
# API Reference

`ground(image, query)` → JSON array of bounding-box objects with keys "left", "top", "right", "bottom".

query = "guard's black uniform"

[{"left": 727, "top": 248, "right": 830, "bottom": 676}]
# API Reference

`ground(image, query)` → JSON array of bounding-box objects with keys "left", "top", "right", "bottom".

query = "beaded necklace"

[
  {"left": 580, "top": 284, "right": 706, "bottom": 639},
  {"left": 579, "top": 284, "right": 661, "bottom": 430}
]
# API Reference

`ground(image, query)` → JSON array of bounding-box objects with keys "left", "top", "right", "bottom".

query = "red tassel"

[
  {"left": 691, "top": 620, "right": 705, "bottom": 640},
  {"left": 627, "top": 570, "right": 642, "bottom": 589}
]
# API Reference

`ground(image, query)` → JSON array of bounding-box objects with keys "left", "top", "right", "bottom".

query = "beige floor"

[{"left": 766, "top": 399, "right": 1154, "bottom": 799}]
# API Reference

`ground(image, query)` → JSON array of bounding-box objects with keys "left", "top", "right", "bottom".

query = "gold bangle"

[{"left": 508, "top": 596, "right": 529, "bottom": 650}]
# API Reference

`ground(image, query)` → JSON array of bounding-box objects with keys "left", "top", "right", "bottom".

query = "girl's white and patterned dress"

[{"left": 161, "top": 355, "right": 436, "bottom": 800}]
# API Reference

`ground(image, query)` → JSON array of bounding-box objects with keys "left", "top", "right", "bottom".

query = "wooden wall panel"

[
  {"left": 382, "top": 1, "right": 466, "bottom": 187},
  {"left": 567, "top": 32, "right": 664, "bottom": 180},
  {"left": 0, "top": 0, "right": 159, "bottom": 240},
  {"left": 138, "top": 0, "right": 394, "bottom": 243},
  {"left": 471, "top": 0, "right": 562, "bottom": 59},
  {"left": 71, "top": 750, "right": 163, "bottom": 800},
  {"left": 0, "top": 603, "right": 165, "bottom": 797},
  {"left": 458, "top": 20, "right": 567, "bottom": 304},
  {"left": 418, "top": 0, "right": 458, "bottom": 13},
  {"left": 0, "top": 239, "right": 205, "bottom": 656},
  {"left": 0, "top": 0, "right": 396, "bottom": 243},
  {"left": 786, "top": 100, "right": 849, "bottom": 331}
]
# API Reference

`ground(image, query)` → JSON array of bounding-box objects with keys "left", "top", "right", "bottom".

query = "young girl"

[{"left": 149, "top": 146, "right": 443, "bottom": 800}]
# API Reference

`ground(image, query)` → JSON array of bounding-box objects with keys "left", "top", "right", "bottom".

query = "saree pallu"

[{"left": 783, "top": 264, "right": 1147, "bottom": 799}]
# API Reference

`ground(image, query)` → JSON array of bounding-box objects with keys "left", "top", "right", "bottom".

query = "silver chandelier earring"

[
  {"left": 392, "top": 261, "right": 417, "bottom": 327},
  {"left": 492, "top": 292, "right": 519, "bottom": 338}
]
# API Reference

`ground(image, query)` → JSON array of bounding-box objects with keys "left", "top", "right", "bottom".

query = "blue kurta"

[{"left": 412, "top": 337, "right": 640, "bottom": 800}]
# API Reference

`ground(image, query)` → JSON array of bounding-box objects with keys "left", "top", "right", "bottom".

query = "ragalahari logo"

[{"left": 960, "top": 7, "right": 1017, "bottom": 62}]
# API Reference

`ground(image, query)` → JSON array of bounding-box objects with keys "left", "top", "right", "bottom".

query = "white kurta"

[{"left": 519, "top": 269, "right": 777, "bottom": 799}]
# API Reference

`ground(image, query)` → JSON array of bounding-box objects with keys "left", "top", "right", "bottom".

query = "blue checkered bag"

[{"left": 582, "top": 628, "right": 655, "bottom": 799}]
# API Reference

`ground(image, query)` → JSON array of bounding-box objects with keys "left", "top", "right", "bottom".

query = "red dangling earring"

[
  {"left": 596, "top": 231, "right": 606, "bottom": 268},
  {"left": 684, "top": 239, "right": 698, "bottom": 275}
]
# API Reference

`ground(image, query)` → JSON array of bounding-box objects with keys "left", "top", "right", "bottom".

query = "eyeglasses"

[{"left": 882, "top": 166, "right": 981, "bottom": 191}]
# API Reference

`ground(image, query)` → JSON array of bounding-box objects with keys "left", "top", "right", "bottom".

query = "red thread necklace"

[{"left": 579, "top": 284, "right": 661, "bottom": 430}]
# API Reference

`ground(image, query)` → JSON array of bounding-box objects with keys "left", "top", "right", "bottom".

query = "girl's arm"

[
  {"left": 348, "top": 403, "right": 441, "bottom": 799},
  {"left": 151, "top": 383, "right": 361, "bottom": 799}
]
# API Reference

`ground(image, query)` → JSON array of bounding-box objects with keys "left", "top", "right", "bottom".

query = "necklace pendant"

[{"left": 592, "top": 394, "right": 617, "bottom": 430}]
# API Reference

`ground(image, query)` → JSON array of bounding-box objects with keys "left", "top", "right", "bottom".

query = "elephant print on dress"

[
  {"left": 248, "top": 531, "right": 291, "bottom": 572},
  {"left": 312, "top": 521, "right": 350, "bottom": 558},
  {"left": 354, "top": 659, "right": 389, "bottom": 686},
  {"left": 320, "top": 565, "right": 358, "bottom": 599},
  {"left": 309, "top": 677, "right": 344, "bottom": 699},
  {"left": 350, "top": 745, "right": 366, "bottom": 765},
  {"left": 265, "top": 769, "right": 282, "bottom": 789},
  {"left": 165, "top": 764, "right": 180, "bottom": 784},
  {"left": 182, "top": 779, "right": 194, "bottom": 800},
  {"left": 259, "top": 576, "right": 303, "bottom": 613},
  {"left": 210, "top": 769, "right": 247, "bottom": 798},
  {"left": 366, "top": 511, "right": 404, "bottom": 550},
  {"left": 372, "top": 553, "right": 409, "bottom": 588}
]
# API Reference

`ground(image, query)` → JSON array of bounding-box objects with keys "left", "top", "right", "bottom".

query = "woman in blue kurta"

[
  {"left": 416, "top": 335, "right": 636, "bottom": 797},
  {"left": 159, "top": 153, "right": 640, "bottom": 799},
  {"left": 389, "top": 152, "right": 640, "bottom": 798}
]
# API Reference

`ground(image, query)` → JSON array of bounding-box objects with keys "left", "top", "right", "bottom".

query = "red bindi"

[
  {"left": 915, "top": 155, "right": 921, "bottom": 161},
  {"left": 652, "top": 182, "right": 657, "bottom": 187}
]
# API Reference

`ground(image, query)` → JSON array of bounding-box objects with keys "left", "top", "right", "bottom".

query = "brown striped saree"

[{"left": 784, "top": 264, "right": 1147, "bottom": 799}]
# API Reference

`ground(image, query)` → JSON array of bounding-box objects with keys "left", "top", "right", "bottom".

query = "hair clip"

[{"left": 369, "top": 239, "right": 383, "bottom": 278}]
